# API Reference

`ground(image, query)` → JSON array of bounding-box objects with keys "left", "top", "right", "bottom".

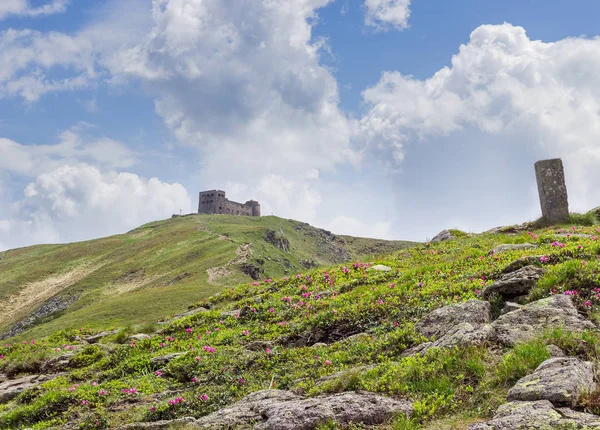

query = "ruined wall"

[{"left": 198, "top": 190, "right": 260, "bottom": 217}]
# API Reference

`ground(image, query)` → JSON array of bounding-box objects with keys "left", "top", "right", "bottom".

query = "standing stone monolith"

[{"left": 534, "top": 158, "right": 569, "bottom": 224}]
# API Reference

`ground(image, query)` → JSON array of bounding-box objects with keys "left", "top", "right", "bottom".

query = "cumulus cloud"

[
  {"left": 359, "top": 23, "right": 600, "bottom": 215},
  {"left": 364, "top": 0, "right": 411, "bottom": 31},
  {"left": 0, "top": 164, "right": 191, "bottom": 250},
  {"left": 0, "top": 0, "right": 69, "bottom": 20},
  {"left": 0, "top": 128, "right": 137, "bottom": 176}
]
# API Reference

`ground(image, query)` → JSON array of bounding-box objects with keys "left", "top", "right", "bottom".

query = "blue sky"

[{"left": 1, "top": 0, "right": 600, "bottom": 250}]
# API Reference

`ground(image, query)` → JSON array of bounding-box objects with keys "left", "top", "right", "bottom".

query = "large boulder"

[
  {"left": 406, "top": 323, "right": 494, "bottom": 357},
  {"left": 469, "top": 400, "right": 600, "bottom": 429},
  {"left": 0, "top": 374, "right": 57, "bottom": 403},
  {"left": 194, "top": 390, "right": 412, "bottom": 430},
  {"left": 415, "top": 300, "right": 492, "bottom": 339},
  {"left": 507, "top": 357, "right": 595, "bottom": 407},
  {"left": 481, "top": 266, "right": 545, "bottom": 300},
  {"left": 431, "top": 229, "right": 454, "bottom": 243},
  {"left": 84, "top": 329, "right": 119, "bottom": 344},
  {"left": 491, "top": 295, "right": 595, "bottom": 346},
  {"left": 120, "top": 390, "right": 413, "bottom": 430}
]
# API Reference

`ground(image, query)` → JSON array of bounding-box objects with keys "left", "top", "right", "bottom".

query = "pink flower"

[
  {"left": 241, "top": 330, "right": 249, "bottom": 336},
  {"left": 195, "top": 356, "right": 201, "bottom": 361},
  {"left": 185, "top": 328, "right": 192, "bottom": 333},
  {"left": 323, "top": 360, "right": 332, "bottom": 365},
  {"left": 160, "top": 342, "right": 166, "bottom": 347},
  {"left": 585, "top": 301, "right": 592, "bottom": 307},
  {"left": 99, "top": 389, "right": 107, "bottom": 395},
  {"left": 265, "top": 348, "right": 272, "bottom": 354},
  {"left": 197, "top": 334, "right": 202, "bottom": 339},
  {"left": 203, "top": 345, "right": 216, "bottom": 353},
  {"left": 377, "top": 299, "right": 384, "bottom": 305},
  {"left": 417, "top": 282, "right": 424, "bottom": 287},
  {"left": 81, "top": 400, "right": 89, "bottom": 406},
  {"left": 268, "top": 308, "right": 275, "bottom": 313},
  {"left": 92, "top": 381, "right": 98, "bottom": 386},
  {"left": 199, "top": 394, "right": 209, "bottom": 401},
  {"left": 151, "top": 406, "right": 156, "bottom": 412},
  {"left": 155, "top": 371, "right": 163, "bottom": 376},
  {"left": 191, "top": 377, "right": 197, "bottom": 383},
  {"left": 539, "top": 256, "right": 548, "bottom": 263}
]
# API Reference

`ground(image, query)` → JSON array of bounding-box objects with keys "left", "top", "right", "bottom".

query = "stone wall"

[{"left": 198, "top": 190, "right": 260, "bottom": 217}]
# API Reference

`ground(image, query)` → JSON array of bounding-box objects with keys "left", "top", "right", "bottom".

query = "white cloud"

[
  {"left": 359, "top": 23, "right": 600, "bottom": 212},
  {"left": 364, "top": 0, "right": 411, "bottom": 31},
  {"left": 0, "top": 0, "right": 69, "bottom": 20},
  {"left": 1, "top": 164, "right": 191, "bottom": 250},
  {"left": 0, "top": 128, "right": 137, "bottom": 176}
]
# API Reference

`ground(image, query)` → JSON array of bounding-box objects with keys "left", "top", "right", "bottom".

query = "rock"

[
  {"left": 500, "top": 302, "right": 522, "bottom": 315},
  {"left": 369, "top": 265, "right": 392, "bottom": 272},
  {"left": 119, "top": 418, "right": 197, "bottom": 429},
  {"left": 254, "top": 296, "right": 263, "bottom": 304},
  {"left": 220, "top": 306, "right": 250, "bottom": 318},
  {"left": 192, "top": 389, "right": 412, "bottom": 429},
  {"left": 0, "top": 374, "right": 57, "bottom": 403},
  {"left": 546, "top": 345, "right": 565, "bottom": 357},
  {"left": 41, "top": 353, "right": 74, "bottom": 372},
  {"left": 469, "top": 400, "right": 600, "bottom": 429},
  {"left": 535, "top": 158, "right": 569, "bottom": 224},
  {"left": 502, "top": 256, "right": 544, "bottom": 274},
  {"left": 491, "top": 243, "right": 537, "bottom": 254},
  {"left": 175, "top": 307, "right": 209, "bottom": 319},
  {"left": 491, "top": 295, "right": 595, "bottom": 346},
  {"left": 84, "top": 329, "right": 119, "bottom": 344},
  {"left": 507, "top": 357, "right": 595, "bottom": 407},
  {"left": 404, "top": 323, "right": 494, "bottom": 357},
  {"left": 244, "top": 341, "right": 275, "bottom": 352},
  {"left": 415, "top": 300, "right": 492, "bottom": 340},
  {"left": 129, "top": 334, "right": 151, "bottom": 341},
  {"left": 482, "top": 266, "right": 545, "bottom": 300},
  {"left": 150, "top": 353, "right": 184, "bottom": 366},
  {"left": 311, "top": 342, "right": 328, "bottom": 348},
  {"left": 431, "top": 229, "right": 454, "bottom": 243}
]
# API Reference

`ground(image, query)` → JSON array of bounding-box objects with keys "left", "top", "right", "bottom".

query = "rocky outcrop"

[
  {"left": 415, "top": 300, "right": 492, "bottom": 339},
  {"left": 407, "top": 323, "right": 494, "bottom": 357},
  {"left": 121, "top": 390, "right": 412, "bottom": 429},
  {"left": 491, "top": 295, "right": 595, "bottom": 346},
  {"left": 368, "top": 265, "right": 392, "bottom": 272},
  {"left": 507, "top": 357, "right": 595, "bottom": 407},
  {"left": 265, "top": 229, "right": 290, "bottom": 253},
  {"left": 194, "top": 390, "right": 412, "bottom": 429},
  {"left": 501, "top": 256, "right": 544, "bottom": 274},
  {"left": 1, "top": 294, "right": 79, "bottom": 340},
  {"left": 84, "top": 329, "right": 119, "bottom": 344},
  {"left": 469, "top": 400, "right": 600, "bottom": 429},
  {"left": 491, "top": 243, "right": 537, "bottom": 254},
  {"left": 481, "top": 266, "right": 544, "bottom": 300},
  {"left": 0, "top": 374, "right": 58, "bottom": 403},
  {"left": 431, "top": 229, "right": 453, "bottom": 243}
]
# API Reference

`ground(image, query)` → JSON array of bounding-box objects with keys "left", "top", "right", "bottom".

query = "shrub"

[{"left": 495, "top": 340, "right": 550, "bottom": 386}]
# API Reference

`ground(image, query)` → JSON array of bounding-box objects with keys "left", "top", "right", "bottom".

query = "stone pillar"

[{"left": 534, "top": 158, "right": 569, "bottom": 224}]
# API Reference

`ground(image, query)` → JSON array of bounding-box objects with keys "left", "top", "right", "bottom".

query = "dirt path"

[{"left": 207, "top": 244, "right": 252, "bottom": 285}]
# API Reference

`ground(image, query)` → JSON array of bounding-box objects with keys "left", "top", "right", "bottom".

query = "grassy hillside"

[
  {"left": 0, "top": 215, "right": 414, "bottom": 342},
  {"left": 3, "top": 217, "right": 600, "bottom": 429}
]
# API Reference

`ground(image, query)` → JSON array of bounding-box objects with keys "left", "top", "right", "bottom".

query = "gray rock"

[
  {"left": 535, "top": 158, "right": 569, "bottom": 224},
  {"left": 150, "top": 353, "right": 184, "bottom": 366},
  {"left": 468, "top": 400, "right": 600, "bottom": 429},
  {"left": 129, "top": 334, "right": 151, "bottom": 341},
  {"left": 431, "top": 229, "right": 454, "bottom": 243},
  {"left": 220, "top": 306, "right": 250, "bottom": 318},
  {"left": 491, "top": 243, "right": 537, "bottom": 254},
  {"left": 546, "top": 345, "right": 565, "bottom": 358},
  {"left": 500, "top": 302, "right": 522, "bottom": 315},
  {"left": 502, "top": 256, "right": 545, "bottom": 274},
  {"left": 193, "top": 389, "right": 412, "bottom": 429},
  {"left": 311, "top": 342, "right": 328, "bottom": 348},
  {"left": 491, "top": 295, "right": 595, "bottom": 346},
  {"left": 482, "top": 266, "right": 545, "bottom": 300},
  {"left": 415, "top": 300, "right": 492, "bottom": 339},
  {"left": 369, "top": 264, "right": 392, "bottom": 272},
  {"left": 244, "top": 341, "right": 275, "bottom": 352},
  {"left": 507, "top": 357, "right": 595, "bottom": 407},
  {"left": 405, "top": 323, "right": 494, "bottom": 357},
  {"left": 119, "top": 418, "right": 197, "bottom": 429},
  {"left": 0, "top": 374, "right": 57, "bottom": 403},
  {"left": 84, "top": 329, "right": 119, "bottom": 344}
]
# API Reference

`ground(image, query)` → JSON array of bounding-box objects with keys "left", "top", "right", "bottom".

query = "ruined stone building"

[{"left": 198, "top": 190, "right": 261, "bottom": 217}]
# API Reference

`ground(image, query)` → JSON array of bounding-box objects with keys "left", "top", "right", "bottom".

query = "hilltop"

[
  {"left": 3, "top": 215, "right": 600, "bottom": 429},
  {"left": 0, "top": 214, "right": 414, "bottom": 342}
]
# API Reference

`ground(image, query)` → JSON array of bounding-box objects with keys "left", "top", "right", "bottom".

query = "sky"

[{"left": 1, "top": 0, "right": 600, "bottom": 250}]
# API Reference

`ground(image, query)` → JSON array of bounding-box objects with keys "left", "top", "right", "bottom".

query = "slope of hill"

[
  {"left": 3, "top": 218, "right": 600, "bottom": 429},
  {"left": 0, "top": 215, "right": 414, "bottom": 342}
]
